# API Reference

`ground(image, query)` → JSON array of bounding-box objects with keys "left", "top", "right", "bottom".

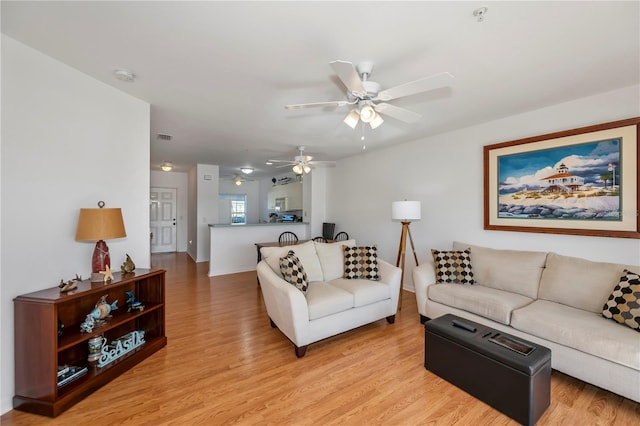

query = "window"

[{"left": 219, "top": 194, "right": 247, "bottom": 224}]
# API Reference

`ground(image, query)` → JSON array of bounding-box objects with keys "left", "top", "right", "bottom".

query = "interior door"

[{"left": 150, "top": 187, "right": 177, "bottom": 253}]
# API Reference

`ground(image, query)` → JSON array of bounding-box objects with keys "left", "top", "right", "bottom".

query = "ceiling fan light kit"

[
  {"left": 292, "top": 164, "right": 311, "bottom": 175},
  {"left": 161, "top": 161, "right": 173, "bottom": 172},
  {"left": 285, "top": 60, "right": 453, "bottom": 130}
]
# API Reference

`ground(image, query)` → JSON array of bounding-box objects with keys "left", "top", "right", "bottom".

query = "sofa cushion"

[
  {"left": 330, "top": 278, "right": 391, "bottom": 307},
  {"left": 343, "top": 246, "right": 381, "bottom": 281},
  {"left": 538, "top": 252, "right": 625, "bottom": 313},
  {"left": 453, "top": 242, "right": 546, "bottom": 299},
  {"left": 315, "top": 239, "right": 356, "bottom": 281},
  {"left": 602, "top": 269, "right": 640, "bottom": 331},
  {"left": 261, "top": 240, "right": 324, "bottom": 282},
  {"left": 279, "top": 251, "right": 309, "bottom": 295},
  {"left": 428, "top": 283, "right": 534, "bottom": 325},
  {"left": 511, "top": 299, "right": 640, "bottom": 371},
  {"left": 305, "top": 282, "right": 354, "bottom": 320},
  {"left": 431, "top": 249, "right": 474, "bottom": 285}
]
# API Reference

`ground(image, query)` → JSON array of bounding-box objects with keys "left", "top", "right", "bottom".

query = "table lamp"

[
  {"left": 391, "top": 200, "right": 421, "bottom": 310},
  {"left": 75, "top": 201, "right": 127, "bottom": 282}
]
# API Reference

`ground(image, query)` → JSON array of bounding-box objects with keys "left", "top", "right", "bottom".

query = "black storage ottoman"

[{"left": 424, "top": 314, "right": 551, "bottom": 426}]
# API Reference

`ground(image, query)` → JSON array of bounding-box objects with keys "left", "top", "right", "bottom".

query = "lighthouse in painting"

[{"left": 540, "top": 163, "right": 584, "bottom": 193}]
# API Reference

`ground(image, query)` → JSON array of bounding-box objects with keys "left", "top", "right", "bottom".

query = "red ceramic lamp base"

[{"left": 91, "top": 240, "right": 111, "bottom": 282}]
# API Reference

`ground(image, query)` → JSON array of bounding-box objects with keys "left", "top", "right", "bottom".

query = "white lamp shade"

[
  {"left": 343, "top": 110, "right": 359, "bottom": 129},
  {"left": 369, "top": 114, "right": 384, "bottom": 129},
  {"left": 391, "top": 201, "right": 421, "bottom": 221},
  {"left": 359, "top": 105, "right": 375, "bottom": 123}
]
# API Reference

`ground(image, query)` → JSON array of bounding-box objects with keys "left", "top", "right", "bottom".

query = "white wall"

[
  {"left": 307, "top": 167, "right": 328, "bottom": 237},
  {"left": 327, "top": 85, "right": 640, "bottom": 290},
  {"left": 218, "top": 179, "right": 260, "bottom": 224},
  {"left": 187, "top": 166, "right": 198, "bottom": 260},
  {"left": 0, "top": 35, "right": 150, "bottom": 414},
  {"left": 195, "top": 164, "right": 219, "bottom": 262},
  {"left": 150, "top": 170, "right": 189, "bottom": 252}
]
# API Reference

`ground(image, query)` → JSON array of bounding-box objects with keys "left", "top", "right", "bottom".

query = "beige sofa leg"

[
  {"left": 295, "top": 345, "right": 308, "bottom": 358},
  {"left": 386, "top": 315, "right": 396, "bottom": 324},
  {"left": 420, "top": 314, "right": 429, "bottom": 324},
  {"left": 269, "top": 318, "right": 277, "bottom": 328}
]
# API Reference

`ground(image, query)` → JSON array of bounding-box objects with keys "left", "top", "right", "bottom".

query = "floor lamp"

[{"left": 392, "top": 201, "right": 421, "bottom": 311}]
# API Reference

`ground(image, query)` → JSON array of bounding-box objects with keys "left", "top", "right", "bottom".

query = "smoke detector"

[{"left": 113, "top": 69, "right": 135, "bottom": 82}]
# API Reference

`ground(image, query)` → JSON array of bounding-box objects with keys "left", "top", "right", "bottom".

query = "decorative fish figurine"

[
  {"left": 121, "top": 254, "right": 136, "bottom": 273},
  {"left": 89, "top": 295, "right": 118, "bottom": 320}
]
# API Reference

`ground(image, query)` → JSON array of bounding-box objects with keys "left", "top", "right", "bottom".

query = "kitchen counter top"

[{"left": 209, "top": 222, "right": 308, "bottom": 227}]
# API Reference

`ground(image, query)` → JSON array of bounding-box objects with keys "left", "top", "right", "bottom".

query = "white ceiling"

[{"left": 2, "top": 1, "right": 639, "bottom": 178}]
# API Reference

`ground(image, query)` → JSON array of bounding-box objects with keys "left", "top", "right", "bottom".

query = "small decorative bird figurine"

[
  {"left": 121, "top": 254, "right": 136, "bottom": 273},
  {"left": 58, "top": 279, "right": 77, "bottom": 292}
]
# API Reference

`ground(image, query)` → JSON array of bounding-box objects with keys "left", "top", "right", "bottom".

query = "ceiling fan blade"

[
  {"left": 267, "top": 159, "right": 296, "bottom": 164},
  {"left": 308, "top": 160, "right": 336, "bottom": 167},
  {"left": 375, "top": 72, "right": 454, "bottom": 102},
  {"left": 374, "top": 103, "right": 422, "bottom": 123},
  {"left": 330, "top": 60, "right": 367, "bottom": 98},
  {"left": 285, "top": 100, "right": 352, "bottom": 110}
]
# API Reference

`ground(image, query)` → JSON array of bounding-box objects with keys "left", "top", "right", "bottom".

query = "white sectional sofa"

[
  {"left": 413, "top": 241, "right": 640, "bottom": 403},
  {"left": 257, "top": 239, "right": 402, "bottom": 357}
]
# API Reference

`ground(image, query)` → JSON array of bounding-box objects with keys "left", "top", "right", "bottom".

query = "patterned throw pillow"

[
  {"left": 343, "top": 246, "right": 381, "bottom": 281},
  {"left": 431, "top": 249, "right": 475, "bottom": 285},
  {"left": 602, "top": 269, "right": 640, "bottom": 331},
  {"left": 279, "top": 251, "right": 309, "bottom": 295}
]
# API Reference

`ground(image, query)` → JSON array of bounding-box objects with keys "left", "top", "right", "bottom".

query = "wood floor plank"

[{"left": 1, "top": 252, "right": 638, "bottom": 425}]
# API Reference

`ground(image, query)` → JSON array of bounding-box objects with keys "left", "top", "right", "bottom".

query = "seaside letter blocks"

[{"left": 424, "top": 314, "right": 551, "bottom": 426}]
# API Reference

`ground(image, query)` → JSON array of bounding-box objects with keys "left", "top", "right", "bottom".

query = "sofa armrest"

[
  {"left": 257, "top": 261, "right": 310, "bottom": 342},
  {"left": 413, "top": 260, "right": 436, "bottom": 317},
  {"left": 378, "top": 258, "right": 402, "bottom": 311}
]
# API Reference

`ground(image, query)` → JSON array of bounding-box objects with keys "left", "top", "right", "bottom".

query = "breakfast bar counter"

[{"left": 208, "top": 222, "right": 309, "bottom": 276}]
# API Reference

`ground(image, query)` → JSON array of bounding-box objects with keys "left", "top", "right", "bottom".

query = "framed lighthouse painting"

[{"left": 484, "top": 117, "right": 640, "bottom": 239}]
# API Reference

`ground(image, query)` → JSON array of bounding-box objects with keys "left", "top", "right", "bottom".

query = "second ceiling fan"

[{"left": 285, "top": 60, "right": 454, "bottom": 129}]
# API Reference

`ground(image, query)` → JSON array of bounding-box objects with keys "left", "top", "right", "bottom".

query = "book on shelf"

[
  {"left": 57, "top": 365, "right": 70, "bottom": 378},
  {"left": 57, "top": 365, "right": 88, "bottom": 387}
]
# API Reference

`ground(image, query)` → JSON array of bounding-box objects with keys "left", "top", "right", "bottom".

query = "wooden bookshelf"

[{"left": 13, "top": 269, "right": 167, "bottom": 417}]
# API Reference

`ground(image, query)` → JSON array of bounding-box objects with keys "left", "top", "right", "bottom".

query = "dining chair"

[
  {"left": 312, "top": 236, "right": 327, "bottom": 243},
  {"left": 279, "top": 231, "right": 299, "bottom": 245},
  {"left": 334, "top": 231, "right": 349, "bottom": 241}
]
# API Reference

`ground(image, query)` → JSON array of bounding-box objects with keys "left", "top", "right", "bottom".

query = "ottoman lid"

[{"left": 425, "top": 314, "right": 551, "bottom": 375}]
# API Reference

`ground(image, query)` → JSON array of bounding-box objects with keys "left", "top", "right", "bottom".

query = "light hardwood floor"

[{"left": 2, "top": 253, "right": 639, "bottom": 425}]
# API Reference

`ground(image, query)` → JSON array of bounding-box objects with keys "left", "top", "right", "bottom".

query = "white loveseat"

[
  {"left": 257, "top": 240, "right": 402, "bottom": 357},
  {"left": 413, "top": 241, "right": 640, "bottom": 403}
]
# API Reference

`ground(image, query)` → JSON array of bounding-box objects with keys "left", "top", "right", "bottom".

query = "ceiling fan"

[
  {"left": 285, "top": 60, "right": 454, "bottom": 129},
  {"left": 223, "top": 174, "right": 255, "bottom": 186},
  {"left": 268, "top": 146, "right": 335, "bottom": 175}
]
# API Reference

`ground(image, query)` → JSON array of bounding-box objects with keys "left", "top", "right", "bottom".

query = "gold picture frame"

[{"left": 484, "top": 117, "right": 639, "bottom": 239}]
